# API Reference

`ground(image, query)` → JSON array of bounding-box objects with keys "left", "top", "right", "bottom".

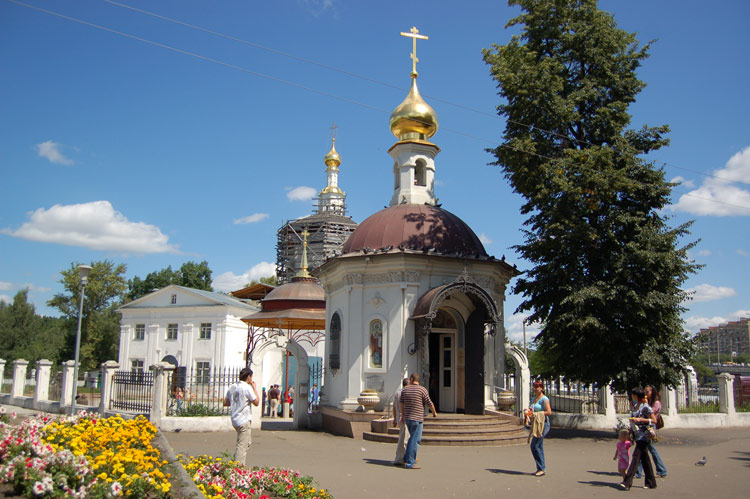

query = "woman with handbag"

[
  {"left": 619, "top": 387, "right": 658, "bottom": 490},
  {"left": 526, "top": 380, "right": 552, "bottom": 476},
  {"left": 636, "top": 385, "right": 667, "bottom": 477}
]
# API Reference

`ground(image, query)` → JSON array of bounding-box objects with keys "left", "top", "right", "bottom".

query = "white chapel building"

[{"left": 315, "top": 43, "right": 519, "bottom": 414}]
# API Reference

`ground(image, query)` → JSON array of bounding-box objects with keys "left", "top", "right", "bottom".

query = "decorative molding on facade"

[
  {"left": 328, "top": 270, "right": 422, "bottom": 294},
  {"left": 369, "top": 292, "right": 386, "bottom": 309}
]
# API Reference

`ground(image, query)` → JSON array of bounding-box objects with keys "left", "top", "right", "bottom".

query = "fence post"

[
  {"left": 150, "top": 362, "right": 175, "bottom": 428},
  {"left": 34, "top": 359, "right": 53, "bottom": 403},
  {"left": 11, "top": 359, "right": 28, "bottom": 398},
  {"left": 60, "top": 360, "right": 76, "bottom": 409},
  {"left": 0, "top": 358, "right": 5, "bottom": 392},
  {"left": 598, "top": 382, "right": 616, "bottom": 422},
  {"left": 686, "top": 367, "right": 699, "bottom": 405},
  {"left": 99, "top": 361, "right": 120, "bottom": 416},
  {"left": 717, "top": 373, "right": 735, "bottom": 415},
  {"left": 660, "top": 385, "right": 678, "bottom": 417}
]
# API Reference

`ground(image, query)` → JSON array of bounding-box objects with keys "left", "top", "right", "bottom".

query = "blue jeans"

[
  {"left": 404, "top": 419, "right": 424, "bottom": 468},
  {"left": 530, "top": 419, "right": 550, "bottom": 471},
  {"left": 637, "top": 441, "right": 667, "bottom": 477}
]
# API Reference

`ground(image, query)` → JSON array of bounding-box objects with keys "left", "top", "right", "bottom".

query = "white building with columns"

[{"left": 118, "top": 285, "right": 257, "bottom": 373}]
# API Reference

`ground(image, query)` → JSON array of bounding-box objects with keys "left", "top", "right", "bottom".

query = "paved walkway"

[{"left": 166, "top": 421, "right": 750, "bottom": 498}]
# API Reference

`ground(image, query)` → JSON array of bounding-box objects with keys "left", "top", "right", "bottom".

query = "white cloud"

[
  {"left": 684, "top": 284, "right": 737, "bottom": 302},
  {"left": 0, "top": 281, "right": 11, "bottom": 291},
  {"left": 0, "top": 294, "right": 12, "bottom": 304},
  {"left": 1, "top": 201, "right": 177, "bottom": 253},
  {"left": 233, "top": 213, "right": 269, "bottom": 225},
  {"left": 670, "top": 147, "right": 750, "bottom": 216},
  {"left": 36, "top": 140, "right": 74, "bottom": 165},
  {"left": 738, "top": 249, "right": 750, "bottom": 257},
  {"left": 504, "top": 312, "right": 540, "bottom": 344},
  {"left": 478, "top": 233, "right": 492, "bottom": 245},
  {"left": 286, "top": 186, "right": 316, "bottom": 202},
  {"left": 684, "top": 309, "right": 750, "bottom": 333},
  {"left": 696, "top": 249, "right": 711, "bottom": 257},
  {"left": 670, "top": 176, "right": 695, "bottom": 189},
  {"left": 23, "top": 283, "right": 51, "bottom": 293},
  {"left": 213, "top": 262, "right": 277, "bottom": 292}
]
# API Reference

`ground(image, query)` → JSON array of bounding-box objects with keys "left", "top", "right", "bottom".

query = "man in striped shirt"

[{"left": 399, "top": 372, "right": 437, "bottom": 469}]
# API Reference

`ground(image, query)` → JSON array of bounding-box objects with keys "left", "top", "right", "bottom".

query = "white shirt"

[{"left": 226, "top": 381, "right": 257, "bottom": 427}]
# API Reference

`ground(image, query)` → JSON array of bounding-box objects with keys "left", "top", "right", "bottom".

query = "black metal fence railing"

[
  {"left": 48, "top": 370, "right": 63, "bottom": 402},
  {"left": 531, "top": 379, "right": 600, "bottom": 414},
  {"left": 110, "top": 370, "right": 154, "bottom": 414},
  {"left": 168, "top": 366, "right": 241, "bottom": 417}
]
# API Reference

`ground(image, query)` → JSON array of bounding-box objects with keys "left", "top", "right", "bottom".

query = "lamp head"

[{"left": 77, "top": 264, "right": 92, "bottom": 285}]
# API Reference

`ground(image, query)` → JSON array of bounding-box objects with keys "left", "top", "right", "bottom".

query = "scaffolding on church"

[{"left": 275, "top": 212, "right": 358, "bottom": 284}]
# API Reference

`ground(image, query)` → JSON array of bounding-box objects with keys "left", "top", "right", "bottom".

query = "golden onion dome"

[
  {"left": 324, "top": 139, "right": 341, "bottom": 168},
  {"left": 389, "top": 77, "right": 438, "bottom": 141}
]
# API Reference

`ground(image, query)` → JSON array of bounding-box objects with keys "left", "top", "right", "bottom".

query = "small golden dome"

[
  {"left": 389, "top": 77, "right": 438, "bottom": 141},
  {"left": 320, "top": 185, "right": 343, "bottom": 195},
  {"left": 324, "top": 139, "right": 341, "bottom": 168}
]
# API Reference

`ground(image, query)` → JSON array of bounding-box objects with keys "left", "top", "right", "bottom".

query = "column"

[
  {"left": 0, "top": 358, "right": 5, "bottom": 393},
  {"left": 60, "top": 360, "right": 76, "bottom": 408},
  {"left": 598, "top": 382, "right": 616, "bottom": 421},
  {"left": 660, "top": 385, "right": 678, "bottom": 417},
  {"left": 99, "top": 361, "right": 120, "bottom": 415},
  {"left": 150, "top": 362, "right": 176, "bottom": 428},
  {"left": 34, "top": 359, "right": 53, "bottom": 403},
  {"left": 687, "top": 367, "right": 699, "bottom": 405},
  {"left": 718, "top": 373, "right": 736, "bottom": 415},
  {"left": 11, "top": 359, "right": 28, "bottom": 398}
]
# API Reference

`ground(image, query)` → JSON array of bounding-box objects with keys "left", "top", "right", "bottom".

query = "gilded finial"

[
  {"left": 296, "top": 229, "right": 311, "bottom": 278},
  {"left": 400, "top": 26, "right": 428, "bottom": 78}
]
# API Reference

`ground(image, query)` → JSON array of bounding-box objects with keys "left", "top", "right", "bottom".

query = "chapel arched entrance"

[{"left": 412, "top": 277, "right": 501, "bottom": 415}]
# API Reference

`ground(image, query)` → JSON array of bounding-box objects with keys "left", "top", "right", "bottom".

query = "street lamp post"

[{"left": 70, "top": 264, "right": 92, "bottom": 416}]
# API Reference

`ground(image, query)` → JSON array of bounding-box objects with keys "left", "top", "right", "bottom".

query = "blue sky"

[{"left": 1, "top": 0, "right": 748, "bottom": 343}]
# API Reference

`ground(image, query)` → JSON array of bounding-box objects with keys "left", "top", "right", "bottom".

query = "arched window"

[
  {"left": 369, "top": 319, "right": 383, "bottom": 368},
  {"left": 329, "top": 312, "right": 342, "bottom": 370},
  {"left": 393, "top": 162, "right": 400, "bottom": 190},
  {"left": 414, "top": 159, "right": 426, "bottom": 186}
]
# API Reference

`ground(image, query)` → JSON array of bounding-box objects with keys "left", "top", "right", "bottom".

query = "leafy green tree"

[
  {"left": 127, "top": 260, "right": 213, "bottom": 300},
  {"left": 247, "top": 275, "right": 278, "bottom": 287},
  {"left": 0, "top": 289, "right": 66, "bottom": 365},
  {"left": 483, "top": 0, "right": 699, "bottom": 391},
  {"left": 48, "top": 260, "right": 128, "bottom": 370}
]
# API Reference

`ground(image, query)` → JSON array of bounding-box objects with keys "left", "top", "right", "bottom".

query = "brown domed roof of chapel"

[{"left": 341, "top": 204, "right": 488, "bottom": 259}]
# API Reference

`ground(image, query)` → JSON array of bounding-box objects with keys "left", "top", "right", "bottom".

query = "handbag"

[
  {"left": 656, "top": 414, "right": 664, "bottom": 429},
  {"left": 647, "top": 426, "right": 659, "bottom": 442}
]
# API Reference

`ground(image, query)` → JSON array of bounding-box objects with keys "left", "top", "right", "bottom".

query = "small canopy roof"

[
  {"left": 241, "top": 308, "right": 325, "bottom": 330},
  {"left": 230, "top": 283, "right": 276, "bottom": 300},
  {"left": 241, "top": 276, "right": 326, "bottom": 331}
]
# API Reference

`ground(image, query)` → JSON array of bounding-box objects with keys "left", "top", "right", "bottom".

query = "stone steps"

[{"left": 363, "top": 413, "right": 527, "bottom": 447}]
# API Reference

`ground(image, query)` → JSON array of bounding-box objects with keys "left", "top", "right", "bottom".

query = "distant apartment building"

[{"left": 698, "top": 317, "right": 750, "bottom": 356}]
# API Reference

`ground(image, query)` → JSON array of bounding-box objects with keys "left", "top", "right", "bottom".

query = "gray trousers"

[
  {"left": 233, "top": 421, "right": 252, "bottom": 465},
  {"left": 394, "top": 422, "right": 411, "bottom": 463}
]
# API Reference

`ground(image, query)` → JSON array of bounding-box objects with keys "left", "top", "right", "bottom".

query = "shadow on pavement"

[
  {"left": 549, "top": 428, "right": 613, "bottom": 441},
  {"left": 578, "top": 480, "right": 621, "bottom": 489},
  {"left": 587, "top": 470, "right": 622, "bottom": 477},
  {"left": 486, "top": 468, "right": 529, "bottom": 476},
  {"left": 731, "top": 451, "right": 750, "bottom": 466},
  {"left": 363, "top": 458, "right": 398, "bottom": 467}
]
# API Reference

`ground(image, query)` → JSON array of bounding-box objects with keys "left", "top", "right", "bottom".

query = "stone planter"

[
  {"left": 496, "top": 389, "right": 517, "bottom": 411},
  {"left": 357, "top": 389, "right": 380, "bottom": 412}
]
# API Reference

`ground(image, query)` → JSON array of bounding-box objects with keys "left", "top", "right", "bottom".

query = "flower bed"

[
  {"left": 178, "top": 454, "right": 333, "bottom": 499},
  {"left": 0, "top": 412, "right": 170, "bottom": 497},
  {"left": 1, "top": 410, "right": 334, "bottom": 499}
]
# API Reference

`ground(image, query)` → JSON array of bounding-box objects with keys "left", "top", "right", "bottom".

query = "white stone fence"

[{"left": 0, "top": 358, "right": 226, "bottom": 431}]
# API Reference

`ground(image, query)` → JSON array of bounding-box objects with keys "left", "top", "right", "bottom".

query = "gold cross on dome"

[
  {"left": 329, "top": 121, "right": 338, "bottom": 141},
  {"left": 400, "top": 26, "right": 428, "bottom": 77}
]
